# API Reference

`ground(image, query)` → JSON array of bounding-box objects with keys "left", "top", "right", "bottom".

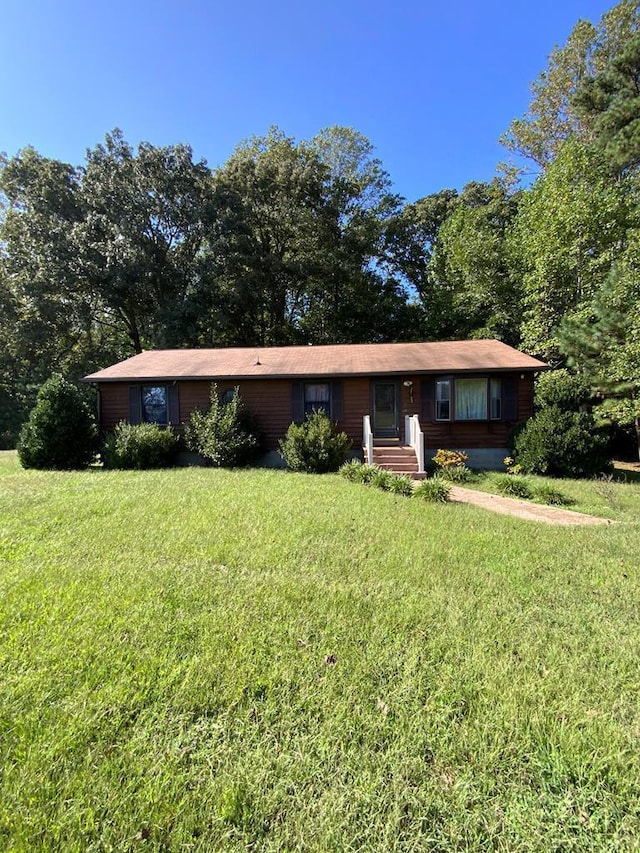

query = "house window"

[
  {"left": 142, "top": 385, "right": 168, "bottom": 425},
  {"left": 490, "top": 378, "right": 501, "bottom": 420},
  {"left": 305, "top": 383, "right": 330, "bottom": 417},
  {"left": 220, "top": 388, "right": 236, "bottom": 405},
  {"left": 455, "top": 378, "right": 488, "bottom": 420},
  {"left": 435, "top": 380, "right": 451, "bottom": 421}
]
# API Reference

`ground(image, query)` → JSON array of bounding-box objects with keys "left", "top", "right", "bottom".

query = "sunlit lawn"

[{"left": 1, "top": 450, "right": 640, "bottom": 851}]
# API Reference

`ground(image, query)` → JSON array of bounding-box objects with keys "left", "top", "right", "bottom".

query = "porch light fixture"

[{"left": 403, "top": 380, "right": 413, "bottom": 387}]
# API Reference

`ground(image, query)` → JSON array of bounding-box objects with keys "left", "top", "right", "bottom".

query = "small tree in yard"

[
  {"left": 185, "top": 385, "right": 261, "bottom": 467},
  {"left": 17, "top": 375, "right": 98, "bottom": 470},
  {"left": 279, "top": 410, "right": 352, "bottom": 473}
]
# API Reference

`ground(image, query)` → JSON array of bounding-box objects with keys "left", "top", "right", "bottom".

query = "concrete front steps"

[{"left": 366, "top": 444, "right": 425, "bottom": 478}]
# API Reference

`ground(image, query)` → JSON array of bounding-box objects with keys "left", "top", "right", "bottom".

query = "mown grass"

[{"left": 1, "top": 450, "right": 640, "bottom": 851}]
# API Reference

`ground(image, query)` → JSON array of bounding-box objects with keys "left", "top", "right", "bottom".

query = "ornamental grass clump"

[
  {"left": 494, "top": 473, "right": 534, "bottom": 500},
  {"left": 279, "top": 410, "right": 351, "bottom": 474},
  {"left": 339, "top": 459, "right": 365, "bottom": 481},
  {"left": 413, "top": 477, "right": 451, "bottom": 503},
  {"left": 533, "top": 483, "right": 572, "bottom": 506}
]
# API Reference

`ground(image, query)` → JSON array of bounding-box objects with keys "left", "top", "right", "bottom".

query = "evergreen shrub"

[
  {"left": 17, "top": 375, "right": 98, "bottom": 470},
  {"left": 279, "top": 410, "right": 351, "bottom": 473},
  {"left": 104, "top": 422, "right": 178, "bottom": 470},
  {"left": 513, "top": 408, "right": 610, "bottom": 478}
]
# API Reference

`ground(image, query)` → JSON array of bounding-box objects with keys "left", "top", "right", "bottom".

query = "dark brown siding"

[
  {"left": 96, "top": 371, "right": 536, "bottom": 452},
  {"left": 99, "top": 384, "right": 130, "bottom": 430}
]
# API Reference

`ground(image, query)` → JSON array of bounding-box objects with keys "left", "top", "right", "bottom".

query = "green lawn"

[{"left": 1, "top": 450, "right": 640, "bottom": 851}]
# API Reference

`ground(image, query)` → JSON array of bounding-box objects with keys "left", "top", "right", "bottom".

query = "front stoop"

[{"left": 366, "top": 444, "right": 425, "bottom": 478}]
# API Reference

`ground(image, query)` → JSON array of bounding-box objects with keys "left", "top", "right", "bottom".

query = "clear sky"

[{"left": 1, "top": 0, "right": 615, "bottom": 203}]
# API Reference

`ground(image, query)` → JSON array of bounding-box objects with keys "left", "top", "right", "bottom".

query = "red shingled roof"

[{"left": 84, "top": 341, "right": 548, "bottom": 382}]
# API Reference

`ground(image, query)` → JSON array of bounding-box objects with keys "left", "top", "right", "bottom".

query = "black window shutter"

[
  {"left": 502, "top": 377, "right": 517, "bottom": 421},
  {"left": 331, "top": 380, "right": 343, "bottom": 421},
  {"left": 292, "top": 382, "right": 304, "bottom": 422},
  {"left": 128, "top": 386, "right": 142, "bottom": 424},
  {"left": 421, "top": 379, "right": 435, "bottom": 422},
  {"left": 168, "top": 384, "right": 180, "bottom": 425}
]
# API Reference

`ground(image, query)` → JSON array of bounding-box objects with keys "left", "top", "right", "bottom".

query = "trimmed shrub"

[
  {"left": 104, "top": 422, "right": 178, "bottom": 470},
  {"left": 512, "top": 408, "right": 610, "bottom": 478},
  {"left": 279, "top": 410, "right": 352, "bottom": 474},
  {"left": 185, "top": 385, "right": 262, "bottom": 468},
  {"left": 17, "top": 375, "right": 98, "bottom": 470},
  {"left": 413, "top": 477, "right": 451, "bottom": 503},
  {"left": 534, "top": 369, "right": 590, "bottom": 413},
  {"left": 494, "top": 473, "right": 534, "bottom": 500}
]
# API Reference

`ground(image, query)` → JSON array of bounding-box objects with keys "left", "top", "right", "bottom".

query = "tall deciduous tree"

[
  {"left": 502, "top": 1, "right": 640, "bottom": 169},
  {"left": 510, "top": 138, "right": 630, "bottom": 362},
  {"left": 426, "top": 180, "right": 523, "bottom": 343},
  {"left": 77, "top": 129, "right": 214, "bottom": 352}
]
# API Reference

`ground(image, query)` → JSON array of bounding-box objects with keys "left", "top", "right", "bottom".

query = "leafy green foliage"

[
  {"left": 103, "top": 422, "right": 178, "bottom": 470},
  {"left": 501, "top": 1, "right": 640, "bottom": 168},
  {"left": 184, "top": 385, "right": 261, "bottom": 468},
  {"left": 413, "top": 476, "right": 451, "bottom": 503},
  {"left": 513, "top": 408, "right": 610, "bottom": 478},
  {"left": 279, "top": 410, "right": 351, "bottom": 473},
  {"left": 427, "top": 180, "right": 523, "bottom": 343},
  {"left": 573, "top": 29, "right": 640, "bottom": 174},
  {"left": 511, "top": 138, "right": 630, "bottom": 361},
  {"left": 534, "top": 369, "right": 591, "bottom": 413},
  {"left": 17, "top": 375, "right": 97, "bottom": 470}
]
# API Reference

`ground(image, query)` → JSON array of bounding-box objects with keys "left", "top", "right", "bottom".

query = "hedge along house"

[{"left": 83, "top": 340, "right": 548, "bottom": 473}]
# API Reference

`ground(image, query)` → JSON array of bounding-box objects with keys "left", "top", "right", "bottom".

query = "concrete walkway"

[{"left": 449, "top": 486, "right": 612, "bottom": 526}]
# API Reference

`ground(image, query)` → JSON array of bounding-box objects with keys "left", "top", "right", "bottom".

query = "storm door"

[{"left": 372, "top": 382, "right": 399, "bottom": 438}]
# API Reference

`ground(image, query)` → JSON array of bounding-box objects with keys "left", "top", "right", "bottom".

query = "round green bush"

[
  {"left": 512, "top": 407, "right": 610, "bottom": 478},
  {"left": 17, "top": 375, "right": 98, "bottom": 470},
  {"left": 279, "top": 410, "right": 352, "bottom": 473}
]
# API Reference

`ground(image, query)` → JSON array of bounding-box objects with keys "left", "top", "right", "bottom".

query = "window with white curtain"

[
  {"left": 455, "top": 378, "right": 488, "bottom": 420},
  {"left": 304, "top": 383, "right": 330, "bottom": 416}
]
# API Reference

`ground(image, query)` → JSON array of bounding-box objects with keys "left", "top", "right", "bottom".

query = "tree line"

[{"left": 1, "top": 0, "right": 639, "bottom": 449}]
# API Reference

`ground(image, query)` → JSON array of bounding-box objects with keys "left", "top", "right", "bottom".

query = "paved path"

[{"left": 449, "top": 486, "right": 612, "bottom": 526}]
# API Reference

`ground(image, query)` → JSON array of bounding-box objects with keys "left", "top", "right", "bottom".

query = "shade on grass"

[{"left": 1, "top": 451, "right": 639, "bottom": 850}]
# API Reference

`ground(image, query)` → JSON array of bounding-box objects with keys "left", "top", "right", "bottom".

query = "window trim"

[
  {"left": 433, "top": 376, "right": 503, "bottom": 422},
  {"left": 435, "top": 379, "right": 451, "bottom": 422}
]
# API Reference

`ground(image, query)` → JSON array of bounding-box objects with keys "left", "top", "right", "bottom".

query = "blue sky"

[{"left": 1, "top": 0, "right": 614, "bottom": 202}]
